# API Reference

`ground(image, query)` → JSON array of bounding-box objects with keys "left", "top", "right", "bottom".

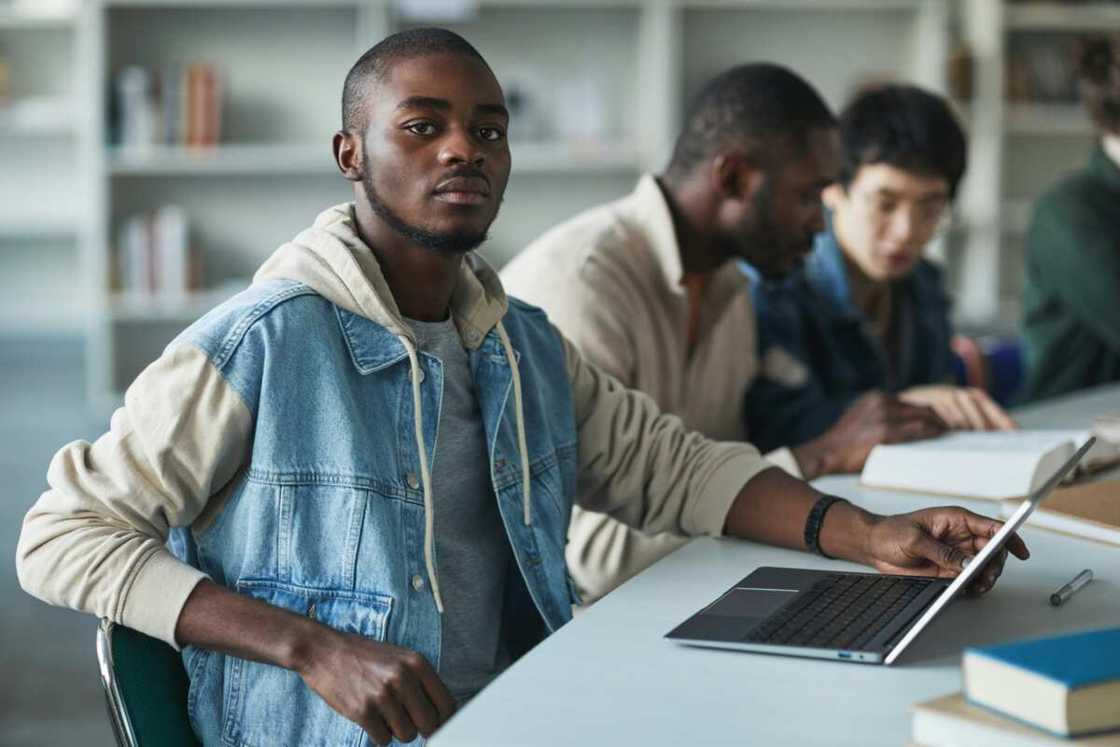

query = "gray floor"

[{"left": 1, "top": 340, "right": 115, "bottom": 746}]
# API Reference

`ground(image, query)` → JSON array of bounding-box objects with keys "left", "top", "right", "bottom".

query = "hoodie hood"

[
  {"left": 254, "top": 203, "right": 508, "bottom": 348},
  {"left": 252, "top": 203, "right": 533, "bottom": 616}
]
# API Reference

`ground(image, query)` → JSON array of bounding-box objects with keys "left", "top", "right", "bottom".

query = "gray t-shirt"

[{"left": 406, "top": 316, "right": 512, "bottom": 704}]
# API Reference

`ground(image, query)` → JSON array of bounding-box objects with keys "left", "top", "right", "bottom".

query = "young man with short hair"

[
  {"left": 502, "top": 66, "right": 953, "bottom": 604},
  {"left": 745, "top": 84, "right": 1015, "bottom": 456},
  {"left": 18, "top": 36, "right": 1023, "bottom": 747}
]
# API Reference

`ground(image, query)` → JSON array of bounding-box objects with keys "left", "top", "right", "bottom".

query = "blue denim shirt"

[
  {"left": 167, "top": 279, "right": 578, "bottom": 747},
  {"left": 743, "top": 225, "right": 955, "bottom": 453}
]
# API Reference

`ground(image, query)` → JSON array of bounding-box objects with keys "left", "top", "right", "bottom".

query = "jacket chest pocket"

[{"left": 221, "top": 580, "right": 393, "bottom": 747}]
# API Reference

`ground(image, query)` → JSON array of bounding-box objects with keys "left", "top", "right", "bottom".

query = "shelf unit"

[
  {"left": 0, "top": 0, "right": 95, "bottom": 340},
  {"left": 952, "top": 0, "right": 1114, "bottom": 333},
  {"left": 11, "top": 0, "right": 954, "bottom": 406}
]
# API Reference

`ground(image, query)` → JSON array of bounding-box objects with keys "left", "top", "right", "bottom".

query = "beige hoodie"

[{"left": 17, "top": 204, "right": 776, "bottom": 647}]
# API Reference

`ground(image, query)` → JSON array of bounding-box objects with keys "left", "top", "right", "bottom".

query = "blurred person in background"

[
  {"left": 502, "top": 65, "right": 949, "bottom": 604},
  {"left": 744, "top": 84, "right": 1016, "bottom": 458},
  {"left": 1021, "top": 36, "right": 1120, "bottom": 402}
]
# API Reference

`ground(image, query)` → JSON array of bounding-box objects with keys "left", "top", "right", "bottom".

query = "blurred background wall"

[{"left": 0, "top": 0, "right": 1112, "bottom": 743}]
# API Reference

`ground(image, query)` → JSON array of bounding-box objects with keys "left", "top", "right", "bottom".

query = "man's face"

[
  {"left": 359, "top": 53, "right": 511, "bottom": 254},
  {"left": 731, "top": 127, "right": 840, "bottom": 280},
  {"left": 826, "top": 163, "right": 950, "bottom": 281}
]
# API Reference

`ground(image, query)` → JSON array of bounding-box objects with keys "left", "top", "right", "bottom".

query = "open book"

[
  {"left": 1001, "top": 480, "right": 1120, "bottom": 546},
  {"left": 860, "top": 429, "right": 1120, "bottom": 500}
]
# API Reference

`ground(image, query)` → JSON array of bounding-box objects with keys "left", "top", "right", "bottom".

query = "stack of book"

[
  {"left": 912, "top": 628, "right": 1120, "bottom": 746},
  {"left": 113, "top": 63, "right": 223, "bottom": 149},
  {"left": 114, "top": 206, "right": 200, "bottom": 298}
]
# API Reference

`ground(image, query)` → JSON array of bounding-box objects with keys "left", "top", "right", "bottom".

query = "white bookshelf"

[
  {"left": 952, "top": 0, "right": 1104, "bottom": 332},
  {"left": 0, "top": 0, "right": 93, "bottom": 341},
  {"left": 2, "top": 0, "right": 955, "bottom": 404}
]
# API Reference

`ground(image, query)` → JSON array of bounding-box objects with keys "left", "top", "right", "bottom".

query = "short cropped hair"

[
  {"left": 1076, "top": 35, "right": 1120, "bottom": 135},
  {"left": 836, "top": 84, "right": 967, "bottom": 197},
  {"left": 341, "top": 27, "right": 489, "bottom": 131},
  {"left": 665, "top": 63, "right": 836, "bottom": 181}
]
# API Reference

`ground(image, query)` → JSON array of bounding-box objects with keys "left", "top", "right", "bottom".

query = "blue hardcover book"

[{"left": 964, "top": 627, "right": 1120, "bottom": 737}]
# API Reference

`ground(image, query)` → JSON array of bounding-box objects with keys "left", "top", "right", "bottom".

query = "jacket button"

[
  {"left": 411, "top": 574, "right": 425, "bottom": 591},
  {"left": 406, "top": 472, "right": 420, "bottom": 490},
  {"left": 414, "top": 368, "right": 425, "bottom": 383}
]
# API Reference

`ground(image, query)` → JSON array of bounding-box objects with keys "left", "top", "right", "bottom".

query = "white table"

[{"left": 431, "top": 386, "right": 1120, "bottom": 747}]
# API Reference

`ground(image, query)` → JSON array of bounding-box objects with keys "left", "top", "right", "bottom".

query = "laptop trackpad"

[{"left": 706, "top": 587, "right": 797, "bottom": 618}]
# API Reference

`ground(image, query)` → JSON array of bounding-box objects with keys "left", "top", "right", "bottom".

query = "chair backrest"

[{"left": 96, "top": 619, "right": 200, "bottom": 747}]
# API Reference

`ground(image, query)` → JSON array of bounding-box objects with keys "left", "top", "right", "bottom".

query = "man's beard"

[
  {"left": 739, "top": 180, "right": 811, "bottom": 280},
  {"left": 360, "top": 163, "right": 491, "bottom": 256}
]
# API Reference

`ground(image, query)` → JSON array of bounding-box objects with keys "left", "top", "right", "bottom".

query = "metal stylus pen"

[{"left": 1050, "top": 569, "right": 1093, "bottom": 606}]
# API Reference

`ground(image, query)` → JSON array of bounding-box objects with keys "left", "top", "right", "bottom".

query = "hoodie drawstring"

[
  {"left": 400, "top": 335, "right": 445, "bottom": 614},
  {"left": 399, "top": 323, "right": 531, "bottom": 614},
  {"left": 497, "top": 322, "right": 532, "bottom": 527}
]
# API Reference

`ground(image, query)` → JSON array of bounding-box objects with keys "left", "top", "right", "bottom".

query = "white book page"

[{"left": 861, "top": 431, "right": 1083, "bottom": 499}]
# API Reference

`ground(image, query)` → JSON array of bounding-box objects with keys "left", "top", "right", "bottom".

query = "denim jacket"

[
  {"left": 743, "top": 225, "right": 954, "bottom": 453},
  {"left": 18, "top": 204, "right": 770, "bottom": 747}
]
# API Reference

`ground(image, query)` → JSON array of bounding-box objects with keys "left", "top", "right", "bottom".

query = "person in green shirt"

[{"left": 1022, "top": 36, "right": 1120, "bottom": 401}]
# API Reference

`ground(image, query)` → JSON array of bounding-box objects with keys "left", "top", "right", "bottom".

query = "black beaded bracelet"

[{"left": 804, "top": 494, "right": 847, "bottom": 559}]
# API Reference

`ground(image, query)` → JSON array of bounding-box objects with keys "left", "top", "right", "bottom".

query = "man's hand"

[
  {"left": 858, "top": 506, "right": 1030, "bottom": 595},
  {"left": 175, "top": 580, "right": 456, "bottom": 747},
  {"left": 296, "top": 630, "right": 456, "bottom": 746},
  {"left": 793, "top": 390, "right": 947, "bottom": 478},
  {"left": 900, "top": 385, "right": 1017, "bottom": 432}
]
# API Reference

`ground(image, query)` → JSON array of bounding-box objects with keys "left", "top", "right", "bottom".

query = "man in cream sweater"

[
  {"left": 503, "top": 65, "right": 949, "bottom": 604},
  {"left": 19, "top": 32, "right": 1023, "bottom": 747}
]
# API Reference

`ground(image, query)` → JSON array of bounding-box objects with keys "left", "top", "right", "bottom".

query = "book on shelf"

[
  {"left": 114, "top": 206, "right": 200, "bottom": 298},
  {"left": 859, "top": 428, "right": 1120, "bottom": 500},
  {"left": 912, "top": 692, "right": 1120, "bottom": 747},
  {"left": 1001, "top": 479, "right": 1120, "bottom": 545},
  {"left": 963, "top": 628, "right": 1120, "bottom": 739},
  {"left": 113, "top": 62, "right": 222, "bottom": 149}
]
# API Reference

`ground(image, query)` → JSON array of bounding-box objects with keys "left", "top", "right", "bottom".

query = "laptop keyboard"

[{"left": 744, "top": 574, "right": 932, "bottom": 651}]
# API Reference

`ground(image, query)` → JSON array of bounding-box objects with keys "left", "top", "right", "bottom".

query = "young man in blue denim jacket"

[
  {"left": 18, "top": 33, "right": 1026, "bottom": 747},
  {"left": 745, "top": 85, "right": 1015, "bottom": 458}
]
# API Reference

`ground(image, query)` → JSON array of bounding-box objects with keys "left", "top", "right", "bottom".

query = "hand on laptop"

[
  {"left": 899, "top": 385, "right": 1017, "bottom": 431},
  {"left": 862, "top": 507, "right": 1030, "bottom": 595},
  {"left": 793, "top": 390, "right": 948, "bottom": 478}
]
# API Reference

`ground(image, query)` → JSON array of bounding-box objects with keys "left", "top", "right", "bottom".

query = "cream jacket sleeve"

[
  {"left": 16, "top": 345, "right": 252, "bottom": 647},
  {"left": 561, "top": 334, "right": 777, "bottom": 538}
]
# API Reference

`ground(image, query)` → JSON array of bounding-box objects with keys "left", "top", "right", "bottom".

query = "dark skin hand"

[
  {"left": 176, "top": 581, "right": 456, "bottom": 745},
  {"left": 793, "top": 390, "right": 949, "bottom": 478},
  {"left": 722, "top": 467, "right": 1030, "bottom": 595}
]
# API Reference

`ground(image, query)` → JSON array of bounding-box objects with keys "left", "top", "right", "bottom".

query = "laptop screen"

[{"left": 883, "top": 436, "right": 1096, "bottom": 665}]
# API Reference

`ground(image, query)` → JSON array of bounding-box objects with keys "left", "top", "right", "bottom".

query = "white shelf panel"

[
  {"left": 0, "top": 5, "right": 78, "bottom": 28},
  {"left": 105, "top": 0, "right": 359, "bottom": 7},
  {"left": 0, "top": 218, "right": 79, "bottom": 241},
  {"left": 106, "top": 141, "right": 638, "bottom": 177},
  {"left": 108, "top": 143, "right": 337, "bottom": 176},
  {"left": 1007, "top": 2, "right": 1120, "bottom": 31},
  {"left": 680, "top": 0, "right": 925, "bottom": 9},
  {"left": 0, "top": 97, "right": 75, "bottom": 136},
  {"left": 107, "top": 286, "right": 245, "bottom": 322},
  {"left": 512, "top": 140, "right": 640, "bottom": 173},
  {"left": 1005, "top": 103, "right": 1094, "bottom": 136}
]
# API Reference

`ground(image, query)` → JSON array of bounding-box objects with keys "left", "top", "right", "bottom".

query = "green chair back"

[{"left": 96, "top": 619, "right": 200, "bottom": 747}]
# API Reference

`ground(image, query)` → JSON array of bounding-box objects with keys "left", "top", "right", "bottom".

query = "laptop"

[{"left": 665, "top": 437, "right": 1095, "bottom": 666}]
